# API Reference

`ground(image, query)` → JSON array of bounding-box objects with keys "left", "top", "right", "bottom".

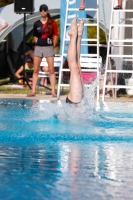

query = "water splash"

[{"left": 26, "top": 78, "right": 99, "bottom": 123}]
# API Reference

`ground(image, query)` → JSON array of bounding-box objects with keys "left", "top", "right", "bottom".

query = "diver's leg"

[
  {"left": 77, "top": 19, "right": 84, "bottom": 91},
  {"left": 67, "top": 18, "right": 84, "bottom": 103}
]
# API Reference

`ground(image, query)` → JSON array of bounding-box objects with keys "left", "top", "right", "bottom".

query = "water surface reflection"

[{"left": 0, "top": 142, "right": 133, "bottom": 200}]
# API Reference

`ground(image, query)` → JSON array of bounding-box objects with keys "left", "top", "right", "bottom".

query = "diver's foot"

[
  {"left": 78, "top": 18, "right": 84, "bottom": 37},
  {"left": 68, "top": 18, "right": 78, "bottom": 37}
]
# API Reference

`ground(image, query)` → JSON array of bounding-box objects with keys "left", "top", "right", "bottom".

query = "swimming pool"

[{"left": 0, "top": 99, "right": 133, "bottom": 200}]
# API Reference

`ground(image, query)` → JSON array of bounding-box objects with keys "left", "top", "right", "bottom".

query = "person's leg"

[
  {"left": 106, "top": 76, "right": 112, "bottom": 96},
  {"left": 27, "top": 56, "right": 42, "bottom": 96},
  {"left": 114, "top": 0, "right": 122, "bottom": 9},
  {"left": 79, "top": 0, "right": 85, "bottom": 10},
  {"left": 40, "top": 67, "right": 49, "bottom": 86},
  {"left": 77, "top": 19, "right": 84, "bottom": 92},
  {"left": 118, "top": 0, "right": 122, "bottom": 6},
  {"left": 46, "top": 56, "right": 57, "bottom": 97},
  {"left": 40, "top": 77, "right": 48, "bottom": 86},
  {"left": 67, "top": 18, "right": 84, "bottom": 103}
]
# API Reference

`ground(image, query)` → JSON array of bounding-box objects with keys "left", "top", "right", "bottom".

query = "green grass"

[
  {"left": 0, "top": 78, "right": 69, "bottom": 95},
  {"left": 0, "top": 85, "right": 39, "bottom": 94},
  {"left": 117, "top": 93, "right": 133, "bottom": 98},
  {"left": 1, "top": 80, "right": 132, "bottom": 98},
  {"left": 0, "top": 84, "right": 69, "bottom": 95}
]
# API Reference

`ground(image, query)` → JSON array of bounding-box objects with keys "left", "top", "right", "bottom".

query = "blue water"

[{"left": 0, "top": 99, "right": 133, "bottom": 200}]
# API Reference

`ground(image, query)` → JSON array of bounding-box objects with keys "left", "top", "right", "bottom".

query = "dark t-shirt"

[{"left": 33, "top": 20, "right": 58, "bottom": 46}]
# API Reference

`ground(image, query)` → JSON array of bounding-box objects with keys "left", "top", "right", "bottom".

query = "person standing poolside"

[
  {"left": 27, "top": 4, "right": 58, "bottom": 97},
  {"left": 66, "top": 18, "right": 84, "bottom": 104},
  {"left": 0, "top": 16, "right": 8, "bottom": 32}
]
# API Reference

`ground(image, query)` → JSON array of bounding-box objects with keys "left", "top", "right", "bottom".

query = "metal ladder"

[
  {"left": 57, "top": 0, "right": 100, "bottom": 101},
  {"left": 102, "top": 0, "right": 133, "bottom": 101}
]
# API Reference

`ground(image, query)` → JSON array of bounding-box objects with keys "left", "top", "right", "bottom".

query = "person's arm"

[
  {"left": 33, "top": 36, "right": 37, "bottom": 44},
  {"left": 24, "top": 50, "right": 30, "bottom": 56},
  {"left": 24, "top": 50, "right": 34, "bottom": 60},
  {"left": 0, "top": 22, "right": 8, "bottom": 31},
  {"left": 52, "top": 21, "right": 58, "bottom": 48},
  {"left": 33, "top": 22, "right": 38, "bottom": 44},
  {"left": 21, "top": 50, "right": 30, "bottom": 59},
  {"left": 53, "top": 36, "right": 58, "bottom": 48},
  {"left": 15, "top": 66, "right": 24, "bottom": 79}
]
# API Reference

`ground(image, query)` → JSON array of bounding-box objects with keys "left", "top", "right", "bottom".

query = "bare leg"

[
  {"left": 114, "top": 0, "right": 122, "bottom": 9},
  {"left": 40, "top": 67, "right": 49, "bottom": 86},
  {"left": 79, "top": 0, "right": 85, "bottom": 10},
  {"left": 40, "top": 77, "right": 48, "bottom": 86},
  {"left": 118, "top": 0, "right": 122, "bottom": 7},
  {"left": 27, "top": 56, "right": 42, "bottom": 96},
  {"left": 67, "top": 18, "right": 84, "bottom": 103},
  {"left": 46, "top": 56, "right": 57, "bottom": 97},
  {"left": 77, "top": 19, "right": 84, "bottom": 92}
]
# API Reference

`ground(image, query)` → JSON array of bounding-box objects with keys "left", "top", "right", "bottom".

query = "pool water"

[{"left": 0, "top": 99, "right": 133, "bottom": 200}]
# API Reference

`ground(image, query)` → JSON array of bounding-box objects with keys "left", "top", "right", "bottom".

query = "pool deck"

[{"left": 0, "top": 93, "right": 133, "bottom": 102}]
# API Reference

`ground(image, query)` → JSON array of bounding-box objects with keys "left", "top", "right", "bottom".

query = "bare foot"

[
  {"left": 78, "top": 19, "right": 84, "bottom": 37},
  {"left": 68, "top": 18, "right": 78, "bottom": 37},
  {"left": 52, "top": 93, "right": 57, "bottom": 97},
  {"left": 79, "top": 5, "right": 85, "bottom": 10},
  {"left": 27, "top": 93, "right": 36, "bottom": 97}
]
